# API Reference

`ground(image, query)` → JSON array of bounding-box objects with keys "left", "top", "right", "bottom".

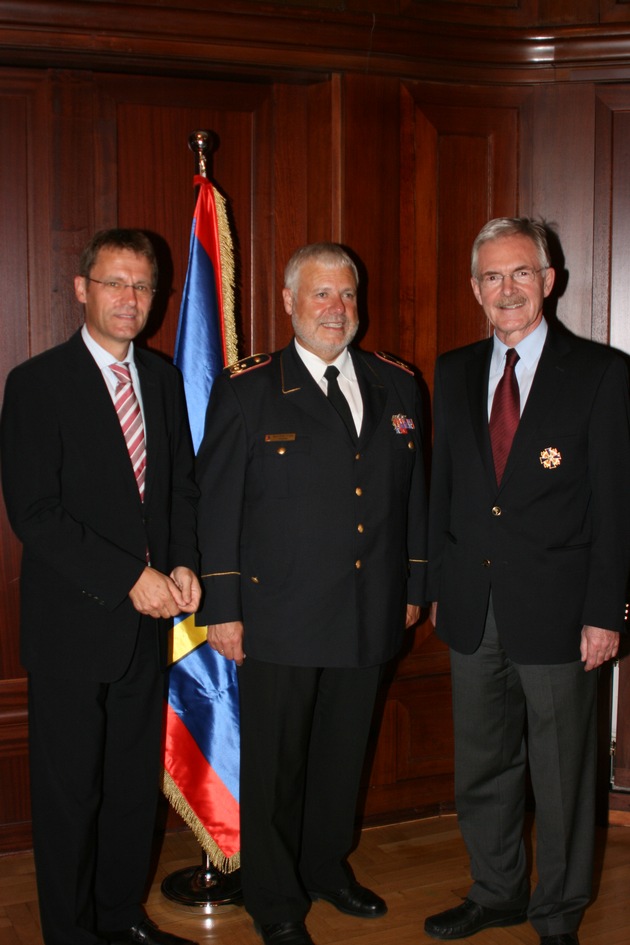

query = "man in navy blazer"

[
  {"left": 195, "top": 243, "right": 428, "bottom": 945},
  {"left": 424, "top": 218, "right": 630, "bottom": 945},
  {"left": 1, "top": 230, "right": 201, "bottom": 945}
]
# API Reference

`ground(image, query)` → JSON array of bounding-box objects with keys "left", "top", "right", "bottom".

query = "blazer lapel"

[
  {"left": 466, "top": 340, "right": 496, "bottom": 486},
  {"left": 499, "top": 328, "right": 571, "bottom": 490}
]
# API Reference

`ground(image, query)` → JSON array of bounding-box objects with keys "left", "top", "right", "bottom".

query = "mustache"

[{"left": 495, "top": 295, "right": 527, "bottom": 309}]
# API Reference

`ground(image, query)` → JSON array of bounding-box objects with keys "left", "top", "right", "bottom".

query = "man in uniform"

[{"left": 195, "top": 242, "right": 427, "bottom": 945}]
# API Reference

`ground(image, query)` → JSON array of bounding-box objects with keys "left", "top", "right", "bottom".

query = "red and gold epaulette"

[
  {"left": 226, "top": 353, "right": 271, "bottom": 378},
  {"left": 374, "top": 351, "right": 414, "bottom": 375}
]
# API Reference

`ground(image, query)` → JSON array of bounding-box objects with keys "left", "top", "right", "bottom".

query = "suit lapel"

[
  {"left": 466, "top": 340, "right": 495, "bottom": 486},
  {"left": 135, "top": 350, "right": 162, "bottom": 506},
  {"left": 351, "top": 350, "right": 387, "bottom": 448},
  {"left": 499, "top": 328, "right": 571, "bottom": 490},
  {"left": 279, "top": 343, "right": 358, "bottom": 443},
  {"left": 68, "top": 332, "right": 147, "bottom": 509}
]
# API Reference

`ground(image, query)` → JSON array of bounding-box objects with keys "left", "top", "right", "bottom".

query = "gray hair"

[
  {"left": 284, "top": 242, "right": 359, "bottom": 295},
  {"left": 471, "top": 218, "right": 551, "bottom": 279}
]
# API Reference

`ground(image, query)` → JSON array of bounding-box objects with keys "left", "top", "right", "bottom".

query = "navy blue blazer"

[{"left": 428, "top": 327, "right": 630, "bottom": 663}]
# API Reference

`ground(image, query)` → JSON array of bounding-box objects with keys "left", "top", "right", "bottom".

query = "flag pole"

[{"left": 160, "top": 129, "right": 242, "bottom": 913}]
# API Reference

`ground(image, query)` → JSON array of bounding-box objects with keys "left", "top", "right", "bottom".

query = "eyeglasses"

[
  {"left": 476, "top": 268, "right": 546, "bottom": 288},
  {"left": 86, "top": 278, "right": 156, "bottom": 296}
]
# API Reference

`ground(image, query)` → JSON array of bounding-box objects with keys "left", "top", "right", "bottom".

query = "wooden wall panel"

[
  {"left": 0, "top": 72, "right": 53, "bottom": 853},
  {"left": 1, "top": 0, "right": 629, "bottom": 855},
  {"left": 521, "top": 84, "right": 598, "bottom": 341},
  {"left": 400, "top": 84, "right": 523, "bottom": 392}
]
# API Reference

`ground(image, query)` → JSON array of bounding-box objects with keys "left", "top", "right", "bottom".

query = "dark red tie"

[{"left": 489, "top": 348, "right": 520, "bottom": 485}]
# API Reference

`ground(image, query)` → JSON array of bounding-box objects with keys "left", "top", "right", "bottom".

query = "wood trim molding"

[{"left": 3, "top": 3, "right": 630, "bottom": 84}]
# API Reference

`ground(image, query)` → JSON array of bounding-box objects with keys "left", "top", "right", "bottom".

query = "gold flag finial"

[{"left": 188, "top": 130, "right": 213, "bottom": 178}]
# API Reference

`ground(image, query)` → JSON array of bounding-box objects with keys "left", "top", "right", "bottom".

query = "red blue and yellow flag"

[{"left": 162, "top": 174, "right": 240, "bottom": 872}]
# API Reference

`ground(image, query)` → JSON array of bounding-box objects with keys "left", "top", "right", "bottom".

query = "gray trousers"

[{"left": 449, "top": 600, "right": 597, "bottom": 936}]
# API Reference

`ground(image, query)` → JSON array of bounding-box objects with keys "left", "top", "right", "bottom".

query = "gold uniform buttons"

[
  {"left": 251, "top": 576, "right": 260, "bottom": 583},
  {"left": 492, "top": 506, "right": 502, "bottom": 516},
  {"left": 355, "top": 560, "right": 362, "bottom": 569},
  {"left": 355, "top": 487, "right": 363, "bottom": 496},
  {"left": 357, "top": 523, "right": 364, "bottom": 533},
  {"left": 407, "top": 441, "right": 415, "bottom": 451},
  {"left": 482, "top": 559, "right": 491, "bottom": 568},
  {"left": 277, "top": 447, "right": 286, "bottom": 455}
]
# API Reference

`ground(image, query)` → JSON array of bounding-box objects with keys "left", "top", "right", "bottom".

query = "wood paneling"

[{"left": 0, "top": 0, "right": 628, "bottom": 856}]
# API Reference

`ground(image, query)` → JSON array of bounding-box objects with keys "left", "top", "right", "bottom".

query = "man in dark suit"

[
  {"left": 195, "top": 242, "right": 427, "bottom": 945},
  {"left": 1, "top": 229, "right": 201, "bottom": 945},
  {"left": 424, "top": 218, "right": 630, "bottom": 945}
]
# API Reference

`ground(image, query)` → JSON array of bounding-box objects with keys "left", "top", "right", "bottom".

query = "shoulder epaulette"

[
  {"left": 225, "top": 353, "right": 271, "bottom": 378},
  {"left": 374, "top": 350, "right": 414, "bottom": 376}
]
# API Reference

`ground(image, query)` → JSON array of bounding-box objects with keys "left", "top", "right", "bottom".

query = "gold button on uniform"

[
  {"left": 355, "top": 560, "right": 362, "bottom": 569},
  {"left": 482, "top": 559, "right": 491, "bottom": 568},
  {"left": 492, "top": 506, "right": 502, "bottom": 516},
  {"left": 355, "top": 487, "right": 363, "bottom": 496},
  {"left": 277, "top": 447, "right": 286, "bottom": 455},
  {"left": 357, "top": 523, "right": 364, "bottom": 533}
]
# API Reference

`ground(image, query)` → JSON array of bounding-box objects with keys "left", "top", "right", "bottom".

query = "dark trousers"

[
  {"left": 237, "top": 657, "right": 382, "bottom": 925},
  {"left": 28, "top": 617, "right": 164, "bottom": 945},
  {"left": 449, "top": 600, "right": 597, "bottom": 936}
]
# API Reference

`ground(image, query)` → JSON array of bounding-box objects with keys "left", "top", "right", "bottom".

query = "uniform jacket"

[
  {"left": 195, "top": 342, "right": 428, "bottom": 668},
  {"left": 0, "top": 330, "right": 199, "bottom": 680},
  {"left": 427, "top": 326, "right": 630, "bottom": 664}
]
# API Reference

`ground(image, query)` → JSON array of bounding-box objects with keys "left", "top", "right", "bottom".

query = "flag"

[{"left": 162, "top": 174, "right": 240, "bottom": 872}]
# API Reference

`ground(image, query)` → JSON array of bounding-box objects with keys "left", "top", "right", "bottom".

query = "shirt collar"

[
  {"left": 491, "top": 316, "right": 548, "bottom": 370},
  {"left": 81, "top": 324, "right": 137, "bottom": 371},
  {"left": 293, "top": 338, "right": 356, "bottom": 382}
]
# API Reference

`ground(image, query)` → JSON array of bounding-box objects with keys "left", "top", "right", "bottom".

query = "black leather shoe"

[
  {"left": 308, "top": 883, "right": 387, "bottom": 918},
  {"left": 540, "top": 935, "right": 579, "bottom": 945},
  {"left": 424, "top": 898, "right": 527, "bottom": 940},
  {"left": 254, "top": 921, "right": 314, "bottom": 945},
  {"left": 108, "top": 918, "right": 198, "bottom": 945}
]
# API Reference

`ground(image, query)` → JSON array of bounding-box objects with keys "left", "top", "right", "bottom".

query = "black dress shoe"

[
  {"left": 308, "top": 883, "right": 387, "bottom": 918},
  {"left": 108, "top": 918, "right": 198, "bottom": 945},
  {"left": 254, "top": 921, "right": 314, "bottom": 945},
  {"left": 424, "top": 898, "right": 527, "bottom": 940},
  {"left": 540, "top": 935, "right": 579, "bottom": 945}
]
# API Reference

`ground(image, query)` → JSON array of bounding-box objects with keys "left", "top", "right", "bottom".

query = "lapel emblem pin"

[
  {"left": 539, "top": 447, "right": 562, "bottom": 469},
  {"left": 392, "top": 414, "right": 415, "bottom": 434}
]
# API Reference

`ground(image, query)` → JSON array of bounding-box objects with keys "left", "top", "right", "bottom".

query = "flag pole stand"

[{"left": 161, "top": 853, "right": 242, "bottom": 914}]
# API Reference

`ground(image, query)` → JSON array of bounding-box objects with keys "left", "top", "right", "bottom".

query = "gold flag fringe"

[
  {"left": 161, "top": 769, "right": 241, "bottom": 873},
  {"left": 213, "top": 184, "right": 239, "bottom": 366}
]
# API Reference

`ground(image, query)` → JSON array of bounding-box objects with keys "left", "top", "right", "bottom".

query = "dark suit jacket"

[
  {"left": 427, "top": 326, "right": 630, "bottom": 664},
  {"left": 195, "top": 342, "right": 427, "bottom": 668},
  {"left": 0, "top": 330, "right": 199, "bottom": 680}
]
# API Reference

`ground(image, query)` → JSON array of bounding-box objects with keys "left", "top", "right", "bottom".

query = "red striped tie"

[
  {"left": 489, "top": 348, "right": 520, "bottom": 486},
  {"left": 111, "top": 363, "right": 146, "bottom": 500}
]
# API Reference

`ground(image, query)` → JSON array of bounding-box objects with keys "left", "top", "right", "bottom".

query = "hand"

[
  {"left": 580, "top": 625, "right": 620, "bottom": 671},
  {"left": 169, "top": 566, "right": 202, "bottom": 613},
  {"left": 207, "top": 621, "right": 245, "bottom": 666},
  {"left": 406, "top": 604, "right": 421, "bottom": 628},
  {"left": 129, "top": 567, "right": 186, "bottom": 618},
  {"left": 429, "top": 601, "right": 438, "bottom": 627}
]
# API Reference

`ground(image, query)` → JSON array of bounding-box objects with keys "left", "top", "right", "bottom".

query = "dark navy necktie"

[{"left": 324, "top": 365, "right": 356, "bottom": 439}]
